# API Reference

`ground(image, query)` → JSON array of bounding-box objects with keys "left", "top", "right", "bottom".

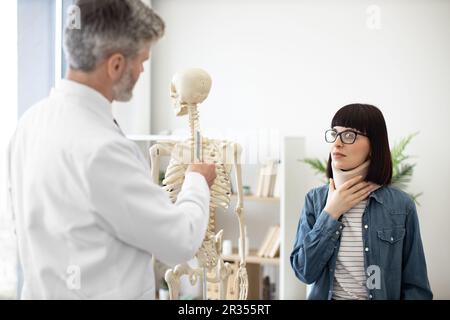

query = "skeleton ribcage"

[{"left": 162, "top": 139, "right": 233, "bottom": 210}]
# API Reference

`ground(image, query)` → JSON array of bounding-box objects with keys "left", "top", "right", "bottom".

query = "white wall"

[
  {"left": 17, "top": 0, "right": 55, "bottom": 117},
  {"left": 0, "top": 0, "right": 18, "bottom": 298},
  {"left": 151, "top": 0, "right": 450, "bottom": 299},
  {"left": 111, "top": 0, "right": 152, "bottom": 135},
  {"left": 112, "top": 57, "right": 151, "bottom": 134}
]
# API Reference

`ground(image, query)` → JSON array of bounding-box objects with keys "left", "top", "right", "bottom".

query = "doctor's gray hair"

[{"left": 64, "top": 0, "right": 165, "bottom": 72}]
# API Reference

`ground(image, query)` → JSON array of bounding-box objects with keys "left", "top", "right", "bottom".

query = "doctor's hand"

[
  {"left": 187, "top": 163, "right": 217, "bottom": 188},
  {"left": 324, "top": 176, "right": 378, "bottom": 221}
]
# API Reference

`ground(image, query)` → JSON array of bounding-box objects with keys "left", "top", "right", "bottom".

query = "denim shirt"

[{"left": 290, "top": 184, "right": 433, "bottom": 300}]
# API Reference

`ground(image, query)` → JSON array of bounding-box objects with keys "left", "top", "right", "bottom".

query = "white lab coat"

[{"left": 7, "top": 79, "right": 210, "bottom": 299}]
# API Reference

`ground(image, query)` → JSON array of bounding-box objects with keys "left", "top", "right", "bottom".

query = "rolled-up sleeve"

[
  {"left": 290, "top": 189, "right": 343, "bottom": 284},
  {"left": 86, "top": 141, "right": 210, "bottom": 266}
]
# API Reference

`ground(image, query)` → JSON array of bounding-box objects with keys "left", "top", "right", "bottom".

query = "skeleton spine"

[{"left": 188, "top": 105, "right": 201, "bottom": 162}]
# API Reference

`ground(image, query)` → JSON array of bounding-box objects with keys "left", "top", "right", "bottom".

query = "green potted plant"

[{"left": 302, "top": 132, "right": 422, "bottom": 205}]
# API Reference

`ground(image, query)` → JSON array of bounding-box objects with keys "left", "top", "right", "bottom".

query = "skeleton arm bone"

[
  {"left": 231, "top": 143, "right": 248, "bottom": 300},
  {"left": 232, "top": 143, "right": 245, "bottom": 260}
]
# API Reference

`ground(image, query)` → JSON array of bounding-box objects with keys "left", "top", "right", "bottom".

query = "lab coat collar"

[{"left": 51, "top": 79, "right": 114, "bottom": 124}]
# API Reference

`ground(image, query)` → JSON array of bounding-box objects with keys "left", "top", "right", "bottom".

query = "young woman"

[{"left": 290, "top": 104, "right": 432, "bottom": 300}]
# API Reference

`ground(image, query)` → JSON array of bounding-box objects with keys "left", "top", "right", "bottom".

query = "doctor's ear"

[{"left": 106, "top": 53, "right": 126, "bottom": 81}]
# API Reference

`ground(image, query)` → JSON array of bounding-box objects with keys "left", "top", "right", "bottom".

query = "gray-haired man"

[{"left": 8, "top": 0, "right": 216, "bottom": 299}]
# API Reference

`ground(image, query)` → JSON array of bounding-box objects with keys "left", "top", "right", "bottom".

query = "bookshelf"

[
  {"left": 216, "top": 136, "right": 308, "bottom": 300},
  {"left": 221, "top": 249, "right": 279, "bottom": 300},
  {"left": 223, "top": 250, "right": 280, "bottom": 266},
  {"left": 231, "top": 194, "right": 280, "bottom": 204}
]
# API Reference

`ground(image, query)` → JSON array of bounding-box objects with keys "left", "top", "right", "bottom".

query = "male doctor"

[{"left": 7, "top": 0, "right": 216, "bottom": 299}]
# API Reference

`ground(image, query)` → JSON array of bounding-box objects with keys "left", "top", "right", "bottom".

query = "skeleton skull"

[{"left": 170, "top": 68, "right": 212, "bottom": 116}]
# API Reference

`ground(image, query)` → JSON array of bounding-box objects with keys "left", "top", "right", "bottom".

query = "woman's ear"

[{"left": 106, "top": 53, "right": 126, "bottom": 82}]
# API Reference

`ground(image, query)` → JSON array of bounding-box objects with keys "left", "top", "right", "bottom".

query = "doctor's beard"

[{"left": 112, "top": 67, "right": 136, "bottom": 102}]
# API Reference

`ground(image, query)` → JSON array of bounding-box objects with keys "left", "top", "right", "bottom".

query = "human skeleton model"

[{"left": 149, "top": 68, "right": 248, "bottom": 300}]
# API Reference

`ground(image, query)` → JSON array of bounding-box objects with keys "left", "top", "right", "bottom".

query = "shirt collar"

[
  {"left": 369, "top": 187, "right": 384, "bottom": 204},
  {"left": 51, "top": 79, "right": 113, "bottom": 124}
]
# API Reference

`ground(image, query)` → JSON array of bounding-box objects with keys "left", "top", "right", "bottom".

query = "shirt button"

[
  {"left": 364, "top": 225, "right": 368, "bottom": 229},
  {"left": 335, "top": 231, "right": 340, "bottom": 235},
  {"left": 390, "top": 237, "right": 394, "bottom": 242},
  {"left": 339, "top": 225, "right": 343, "bottom": 230},
  {"left": 369, "top": 294, "right": 373, "bottom": 299},
  {"left": 365, "top": 247, "right": 369, "bottom": 252}
]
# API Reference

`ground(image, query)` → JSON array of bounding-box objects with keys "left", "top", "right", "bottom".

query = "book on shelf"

[
  {"left": 257, "top": 225, "right": 277, "bottom": 257},
  {"left": 256, "top": 160, "right": 278, "bottom": 198},
  {"left": 265, "top": 225, "right": 280, "bottom": 258},
  {"left": 272, "top": 161, "right": 281, "bottom": 198},
  {"left": 257, "top": 225, "right": 280, "bottom": 258}
]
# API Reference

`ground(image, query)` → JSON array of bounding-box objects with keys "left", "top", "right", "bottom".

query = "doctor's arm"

[
  {"left": 5, "top": 138, "right": 16, "bottom": 223},
  {"left": 86, "top": 141, "right": 211, "bottom": 266}
]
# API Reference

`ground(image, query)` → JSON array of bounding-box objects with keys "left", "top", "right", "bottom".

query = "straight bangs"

[{"left": 331, "top": 104, "right": 372, "bottom": 136}]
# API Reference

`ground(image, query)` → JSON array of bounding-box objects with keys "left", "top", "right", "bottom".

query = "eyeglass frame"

[{"left": 325, "top": 128, "right": 368, "bottom": 145}]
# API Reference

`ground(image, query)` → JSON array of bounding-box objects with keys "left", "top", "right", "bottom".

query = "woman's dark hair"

[{"left": 326, "top": 103, "right": 392, "bottom": 185}]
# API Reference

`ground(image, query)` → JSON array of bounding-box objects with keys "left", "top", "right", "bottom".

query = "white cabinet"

[{"left": 280, "top": 136, "right": 308, "bottom": 299}]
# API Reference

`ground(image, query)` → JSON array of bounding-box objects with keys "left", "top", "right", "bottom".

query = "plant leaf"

[{"left": 301, "top": 158, "right": 327, "bottom": 174}]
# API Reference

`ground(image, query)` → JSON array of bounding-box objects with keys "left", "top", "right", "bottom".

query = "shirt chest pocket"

[
  {"left": 377, "top": 228, "right": 405, "bottom": 244},
  {"left": 376, "top": 227, "right": 406, "bottom": 269}
]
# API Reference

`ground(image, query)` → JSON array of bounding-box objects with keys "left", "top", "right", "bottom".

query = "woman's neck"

[{"left": 332, "top": 160, "right": 370, "bottom": 189}]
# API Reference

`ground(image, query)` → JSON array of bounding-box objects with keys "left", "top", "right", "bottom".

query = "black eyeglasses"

[{"left": 325, "top": 129, "right": 368, "bottom": 144}]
